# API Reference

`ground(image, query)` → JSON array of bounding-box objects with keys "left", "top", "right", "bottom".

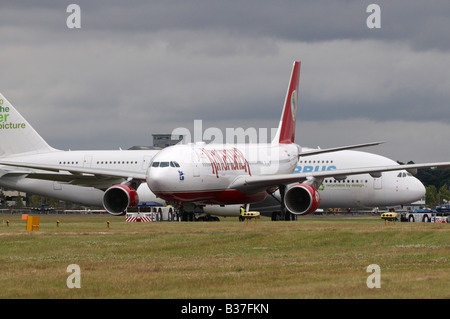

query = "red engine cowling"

[
  {"left": 103, "top": 184, "right": 139, "bottom": 216},
  {"left": 284, "top": 184, "right": 321, "bottom": 215}
]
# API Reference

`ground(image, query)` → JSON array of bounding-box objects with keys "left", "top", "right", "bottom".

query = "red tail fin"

[{"left": 273, "top": 61, "right": 300, "bottom": 144}]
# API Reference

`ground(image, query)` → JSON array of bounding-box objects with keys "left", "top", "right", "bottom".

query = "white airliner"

[
  {"left": 252, "top": 149, "right": 427, "bottom": 220},
  {"left": 0, "top": 93, "right": 161, "bottom": 213},
  {"left": 0, "top": 60, "right": 448, "bottom": 219}
]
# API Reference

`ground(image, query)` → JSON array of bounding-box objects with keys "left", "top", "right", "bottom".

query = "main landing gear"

[{"left": 269, "top": 186, "right": 297, "bottom": 221}]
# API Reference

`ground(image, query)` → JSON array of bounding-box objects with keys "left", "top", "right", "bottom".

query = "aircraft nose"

[
  {"left": 410, "top": 177, "right": 426, "bottom": 202},
  {"left": 146, "top": 162, "right": 182, "bottom": 194},
  {"left": 146, "top": 166, "right": 166, "bottom": 193}
]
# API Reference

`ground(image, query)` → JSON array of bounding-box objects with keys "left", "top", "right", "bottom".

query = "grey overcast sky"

[{"left": 1, "top": 1, "right": 450, "bottom": 162}]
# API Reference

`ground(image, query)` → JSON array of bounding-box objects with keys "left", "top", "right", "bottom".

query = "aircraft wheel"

[{"left": 285, "top": 211, "right": 293, "bottom": 221}]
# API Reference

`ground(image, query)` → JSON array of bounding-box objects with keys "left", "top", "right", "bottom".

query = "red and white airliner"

[
  {"left": 145, "top": 61, "right": 449, "bottom": 216},
  {"left": 0, "top": 61, "right": 449, "bottom": 217}
]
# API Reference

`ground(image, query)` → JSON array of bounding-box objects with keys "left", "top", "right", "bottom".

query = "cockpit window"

[
  {"left": 151, "top": 161, "right": 180, "bottom": 168},
  {"left": 397, "top": 172, "right": 411, "bottom": 178},
  {"left": 160, "top": 162, "right": 170, "bottom": 168},
  {"left": 170, "top": 161, "right": 180, "bottom": 167}
]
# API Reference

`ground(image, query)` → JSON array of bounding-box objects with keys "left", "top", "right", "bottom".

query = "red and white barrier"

[{"left": 125, "top": 213, "right": 156, "bottom": 222}]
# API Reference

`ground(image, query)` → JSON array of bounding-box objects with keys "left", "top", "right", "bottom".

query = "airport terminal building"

[{"left": 152, "top": 134, "right": 184, "bottom": 149}]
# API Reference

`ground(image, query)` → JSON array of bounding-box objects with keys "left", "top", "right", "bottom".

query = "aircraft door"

[
  {"left": 373, "top": 176, "right": 382, "bottom": 190},
  {"left": 83, "top": 155, "right": 93, "bottom": 168},
  {"left": 193, "top": 163, "right": 200, "bottom": 177},
  {"left": 142, "top": 156, "right": 152, "bottom": 170},
  {"left": 192, "top": 148, "right": 200, "bottom": 177}
]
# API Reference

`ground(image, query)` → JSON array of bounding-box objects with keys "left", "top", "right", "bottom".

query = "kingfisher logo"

[
  {"left": 294, "top": 165, "right": 337, "bottom": 173},
  {"left": 290, "top": 89, "right": 297, "bottom": 121},
  {"left": 0, "top": 99, "right": 26, "bottom": 130}
]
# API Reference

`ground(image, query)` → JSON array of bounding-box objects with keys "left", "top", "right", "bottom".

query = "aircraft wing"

[
  {"left": 25, "top": 173, "right": 127, "bottom": 190},
  {"left": 229, "top": 162, "right": 450, "bottom": 193},
  {"left": 0, "top": 161, "right": 147, "bottom": 184},
  {"left": 299, "top": 141, "right": 385, "bottom": 157},
  {"left": 0, "top": 168, "right": 33, "bottom": 179}
]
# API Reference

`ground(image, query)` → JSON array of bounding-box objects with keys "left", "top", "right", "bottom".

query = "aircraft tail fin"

[
  {"left": 0, "top": 93, "right": 57, "bottom": 157},
  {"left": 272, "top": 61, "right": 301, "bottom": 145}
]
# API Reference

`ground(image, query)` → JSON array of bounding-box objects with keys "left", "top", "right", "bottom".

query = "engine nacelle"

[
  {"left": 284, "top": 184, "right": 321, "bottom": 215},
  {"left": 103, "top": 184, "right": 139, "bottom": 216}
]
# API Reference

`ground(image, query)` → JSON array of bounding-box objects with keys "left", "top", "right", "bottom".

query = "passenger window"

[{"left": 151, "top": 162, "right": 160, "bottom": 167}]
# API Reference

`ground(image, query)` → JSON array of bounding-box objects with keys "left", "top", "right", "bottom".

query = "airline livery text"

[
  {"left": 201, "top": 147, "right": 251, "bottom": 178},
  {"left": 0, "top": 99, "right": 26, "bottom": 130}
]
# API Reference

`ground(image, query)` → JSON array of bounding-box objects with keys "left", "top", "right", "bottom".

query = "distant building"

[
  {"left": 152, "top": 134, "right": 184, "bottom": 149},
  {"left": 403, "top": 196, "right": 426, "bottom": 212},
  {"left": 2, "top": 190, "right": 26, "bottom": 207}
]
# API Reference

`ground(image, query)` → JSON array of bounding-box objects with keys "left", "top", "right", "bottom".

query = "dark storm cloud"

[
  {"left": 0, "top": 1, "right": 449, "bottom": 162},
  {"left": 3, "top": 0, "right": 450, "bottom": 51},
  {"left": 87, "top": 0, "right": 450, "bottom": 51}
]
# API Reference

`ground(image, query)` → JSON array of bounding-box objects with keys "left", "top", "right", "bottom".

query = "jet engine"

[
  {"left": 103, "top": 184, "right": 139, "bottom": 216},
  {"left": 284, "top": 184, "right": 321, "bottom": 215}
]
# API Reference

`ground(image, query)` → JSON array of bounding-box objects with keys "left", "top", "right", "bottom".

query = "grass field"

[{"left": 0, "top": 214, "right": 448, "bottom": 299}]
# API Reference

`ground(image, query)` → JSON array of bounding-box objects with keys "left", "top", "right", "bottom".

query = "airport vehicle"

[
  {"left": 405, "top": 209, "right": 437, "bottom": 223},
  {"left": 436, "top": 204, "right": 450, "bottom": 215},
  {"left": 1, "top": 61, "right": 450, "bottom": 218},
  {"left": 381, "top": 212, "right": 398, "bottom": 223},
  {"left": 126, "top": 205, "right": 177, "bottom": 222}
]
